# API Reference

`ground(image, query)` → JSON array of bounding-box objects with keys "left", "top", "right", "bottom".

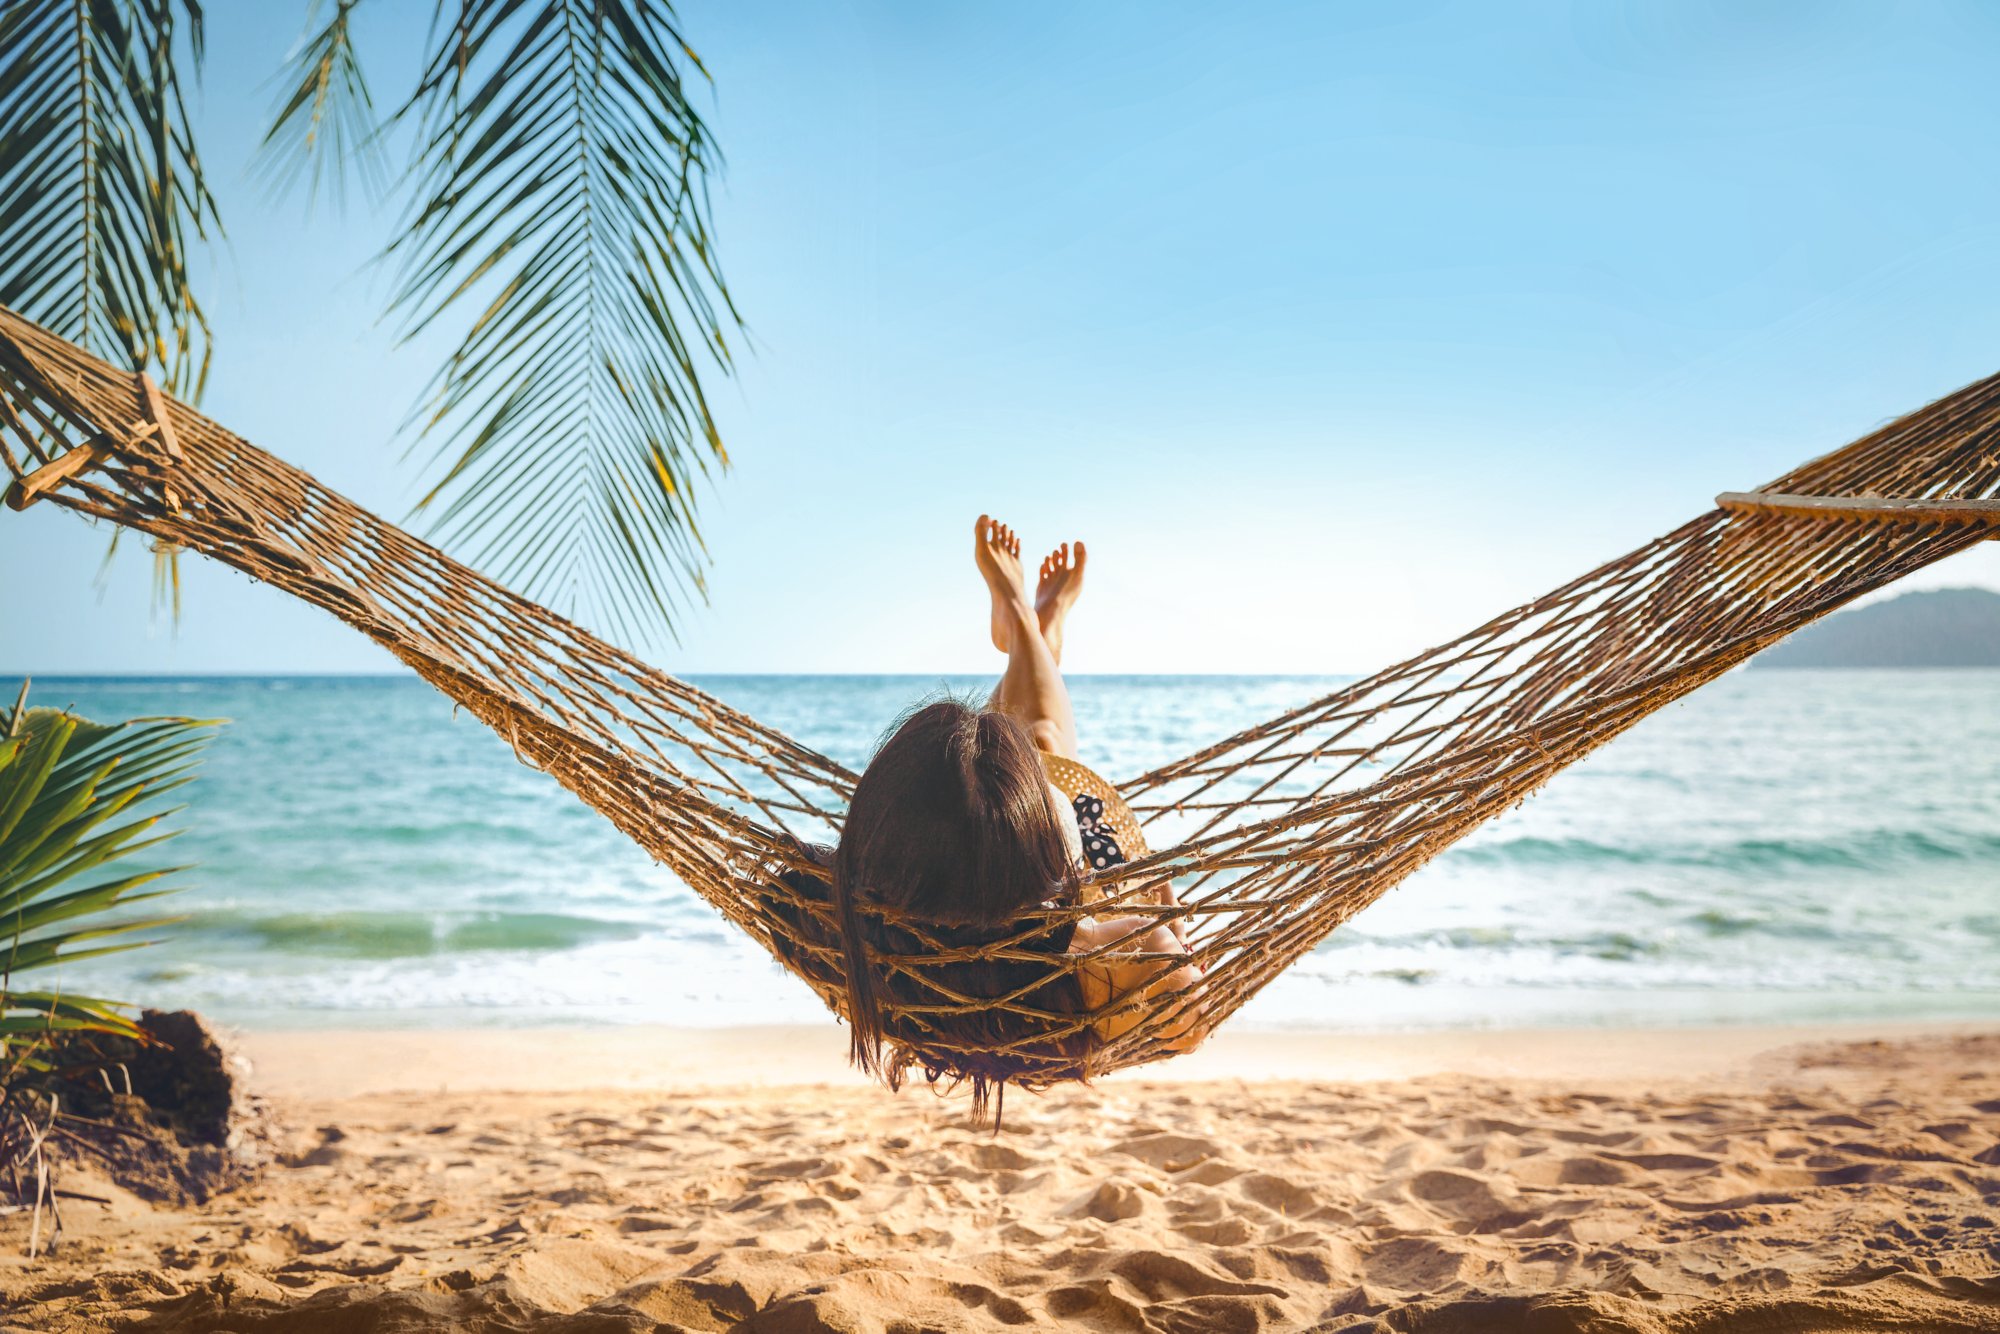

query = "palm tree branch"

[
  {"left": 256, "top": 0, "right": 387, "bottom": 208},
  {"left": 384, "top": 0, "right": 739, "bottom": 649}
]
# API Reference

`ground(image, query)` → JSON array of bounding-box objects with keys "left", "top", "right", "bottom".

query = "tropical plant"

[
  {"left": 0, "top": 684, "right": 213, "bottom": 1048},
  {"left": 0, "top": 0, "right": 740, "bottom": 647},
  {"left": 0, "top": 0, "right": 219, "bottom": 399},
  {"left": 0, "top": 682, "right": 217, "bottom": 1250}
]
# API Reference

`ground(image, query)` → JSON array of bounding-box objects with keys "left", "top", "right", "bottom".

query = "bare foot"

[
  {"left": 1035, "top": 540, "right": 1086, "bottom": 662},
  {"left": 974, "top": 515, "right": 1029, "bottom": 653}
]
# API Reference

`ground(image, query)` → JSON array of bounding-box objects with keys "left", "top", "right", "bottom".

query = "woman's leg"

[
  {"left": 974, "top": 516, "right": 1081, "bottom": 759},
  {"left": 1033, "top": 540, "right": 1086, "bottom": 666}
]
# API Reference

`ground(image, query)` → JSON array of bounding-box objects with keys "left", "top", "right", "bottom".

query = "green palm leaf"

[
  {"left": 0, "top": 688, "right": 220, "bottom": 1051},
  {"left": 0, "top": 0, "right": 221, "bottom": 399},
  {"left": 381, "top": 0, "right": 741, "bottom": 647},
  {"left": 257, "top": 0, "right": 385, "bottom": 208}
]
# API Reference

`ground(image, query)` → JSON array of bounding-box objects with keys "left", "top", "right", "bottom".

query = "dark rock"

[
  {"left": 50, "top": 1009, "right": 263, "bottom": 1205},
  {"left": 124, "top": 1009, "right": 238, "bottom": 1146}
]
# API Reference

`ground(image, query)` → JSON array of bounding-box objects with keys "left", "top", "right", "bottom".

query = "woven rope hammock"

[{"left": 4, "top": 305, "right": 1999, "bottom": 1093}]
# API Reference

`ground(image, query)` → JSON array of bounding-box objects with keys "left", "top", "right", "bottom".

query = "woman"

[{"left": 832, "top": 516, "right": 1204, "bottom": 1091}]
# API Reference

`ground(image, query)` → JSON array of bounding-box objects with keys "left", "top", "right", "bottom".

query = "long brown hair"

[{"left": 832, "top": 698, "right": 1084, "bottom": 1097}]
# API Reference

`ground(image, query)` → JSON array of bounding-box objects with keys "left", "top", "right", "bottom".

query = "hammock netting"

[{"left": 3, "top": 305, "right": 1998, "bottom": 1091}]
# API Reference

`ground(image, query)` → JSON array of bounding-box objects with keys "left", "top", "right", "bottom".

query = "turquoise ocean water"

[{"left": 12, "top": 672, "right": 2000, "bottom": 1032}]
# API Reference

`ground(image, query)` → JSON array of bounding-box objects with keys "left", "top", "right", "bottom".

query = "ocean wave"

[
  {"left": 40, "top": 672, "right": 2000, "bottom": 1028},
  {"left": 1328, "top": 925, "right": 1663, "bottom": 961},
  {"left": 369, "top": 821, "right": 564, "bottom": 846},
  {"left": 174, "top": 909, "right": 649, "bottom": 959},
  {"left": 1450, "top": 828, "right": 2000, "bottom": 872}
]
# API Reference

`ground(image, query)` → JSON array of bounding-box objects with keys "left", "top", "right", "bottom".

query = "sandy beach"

[
  {"left": 5, "top": 1022, "right": 1998, "bottom": 1332},
  {"left": 13, "top": 0, "right": 2000, "bottom": 1327}
]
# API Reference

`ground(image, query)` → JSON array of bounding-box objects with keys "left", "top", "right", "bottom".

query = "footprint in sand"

[
  {"left": 1556, "top": 1155, "right": 1644, "bottom": 1186},
  {"left": 1402, "top": 1168, "right": 1532, "bottom": 1230},
  {"left": 1108, "top": 1131, "right": 1225, "bottom": 1173},
  {"left": 1234, "top": 1171, "right": 1324, "bottom": 1218},
  {"left": 1071, "top": 1177, "right": 1154, "bottom": 1223}
]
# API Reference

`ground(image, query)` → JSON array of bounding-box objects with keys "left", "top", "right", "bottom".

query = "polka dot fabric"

[
  {"left": 1039, "top": 752, "right": 1149, "bottom": 876},
  {"left": 1072, "top": 793, "right": 1127, "bottom": 869}
]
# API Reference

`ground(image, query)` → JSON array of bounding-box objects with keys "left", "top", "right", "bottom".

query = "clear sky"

[{"left": 7, "top": 0, "right": 2000, "bottom": 676}]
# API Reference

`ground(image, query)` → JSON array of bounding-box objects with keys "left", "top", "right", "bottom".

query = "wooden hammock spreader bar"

[
  {"left": 2, "top": 370, "right": 181, "bottom": 512},
  {"left": 133, "top": 372, "right": 185, "bottom": 462},
  {"left": 4, "top": 437, "right": 110, "bottom": 510},
  {"left": 1717, "top": 490, "right": 2000, "bottom": 531}
]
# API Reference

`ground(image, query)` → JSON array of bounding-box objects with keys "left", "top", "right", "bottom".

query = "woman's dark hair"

[{"left": 832, "top": 698, "right": 1084, "bottom": 1095}]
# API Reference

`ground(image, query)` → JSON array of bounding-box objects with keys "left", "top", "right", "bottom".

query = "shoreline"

[{"left": 229, "top": 1016, "right": 1994, "bottom": 1098}]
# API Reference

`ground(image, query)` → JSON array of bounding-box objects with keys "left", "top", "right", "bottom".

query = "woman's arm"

[{"left": 1071, "top": 914, "right": 1205, "bottom": 1050}]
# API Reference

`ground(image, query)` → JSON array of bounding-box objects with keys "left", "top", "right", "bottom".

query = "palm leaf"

[
  {"left": 0, "top": 1002, "right": 144, "bottom": 1037},
  {"left": 0, "top": 0, "right": 221, "bottom": 399},
  {"left": 379, "top": 0, "right": 740, "bottom": 648},
  {"left": 257, "top": 0, "right": 385, "bottom": 208},
  {"left": 0, "top": 690, "right": 220, "bottom": 1049},
  {"left": 0, "top": 1002, "right": 148, "bottom": 1062},
  {"left": 4, "top": 920, "right": 185, "bottom": 974}
]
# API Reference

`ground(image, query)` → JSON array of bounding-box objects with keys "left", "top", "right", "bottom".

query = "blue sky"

[{"left": 7, "top": 0, "right": 2000, "bottom": 675}]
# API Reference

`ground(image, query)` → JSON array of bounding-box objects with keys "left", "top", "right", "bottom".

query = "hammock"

[{"left": 4, "top": 305, "right": 1999, "bottom": 1093}]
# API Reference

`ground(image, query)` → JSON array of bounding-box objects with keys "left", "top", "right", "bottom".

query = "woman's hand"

[{"left": 1144, "top": 877, "right": 1196, "bottom": 958}]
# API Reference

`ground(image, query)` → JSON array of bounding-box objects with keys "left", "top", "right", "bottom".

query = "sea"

[{"left": 12, "top": 672, "right": 2000, "bottom": 1034}]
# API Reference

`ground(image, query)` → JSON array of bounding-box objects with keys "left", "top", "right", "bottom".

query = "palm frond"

[
  {"left": 386, "top": 0, "right": 741, "bottom": 648},
  {"left": 0, "top": 696, "right": 221, "bottom": 1051},
  {"left": 0, "top": 0, "right": 221, "bottom": 399},
  {"left": 256, "top": 0, "right": 385, "bottom": 208}
]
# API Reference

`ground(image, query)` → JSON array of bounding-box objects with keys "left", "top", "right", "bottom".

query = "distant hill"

[{"left": 1752, "top": 587, "right": 2000, "bottom": 668}]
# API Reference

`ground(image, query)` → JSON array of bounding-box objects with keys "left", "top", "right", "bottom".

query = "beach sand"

[{"left": 5, "top": 1023, "right": 1999, "bottom": 1332}]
